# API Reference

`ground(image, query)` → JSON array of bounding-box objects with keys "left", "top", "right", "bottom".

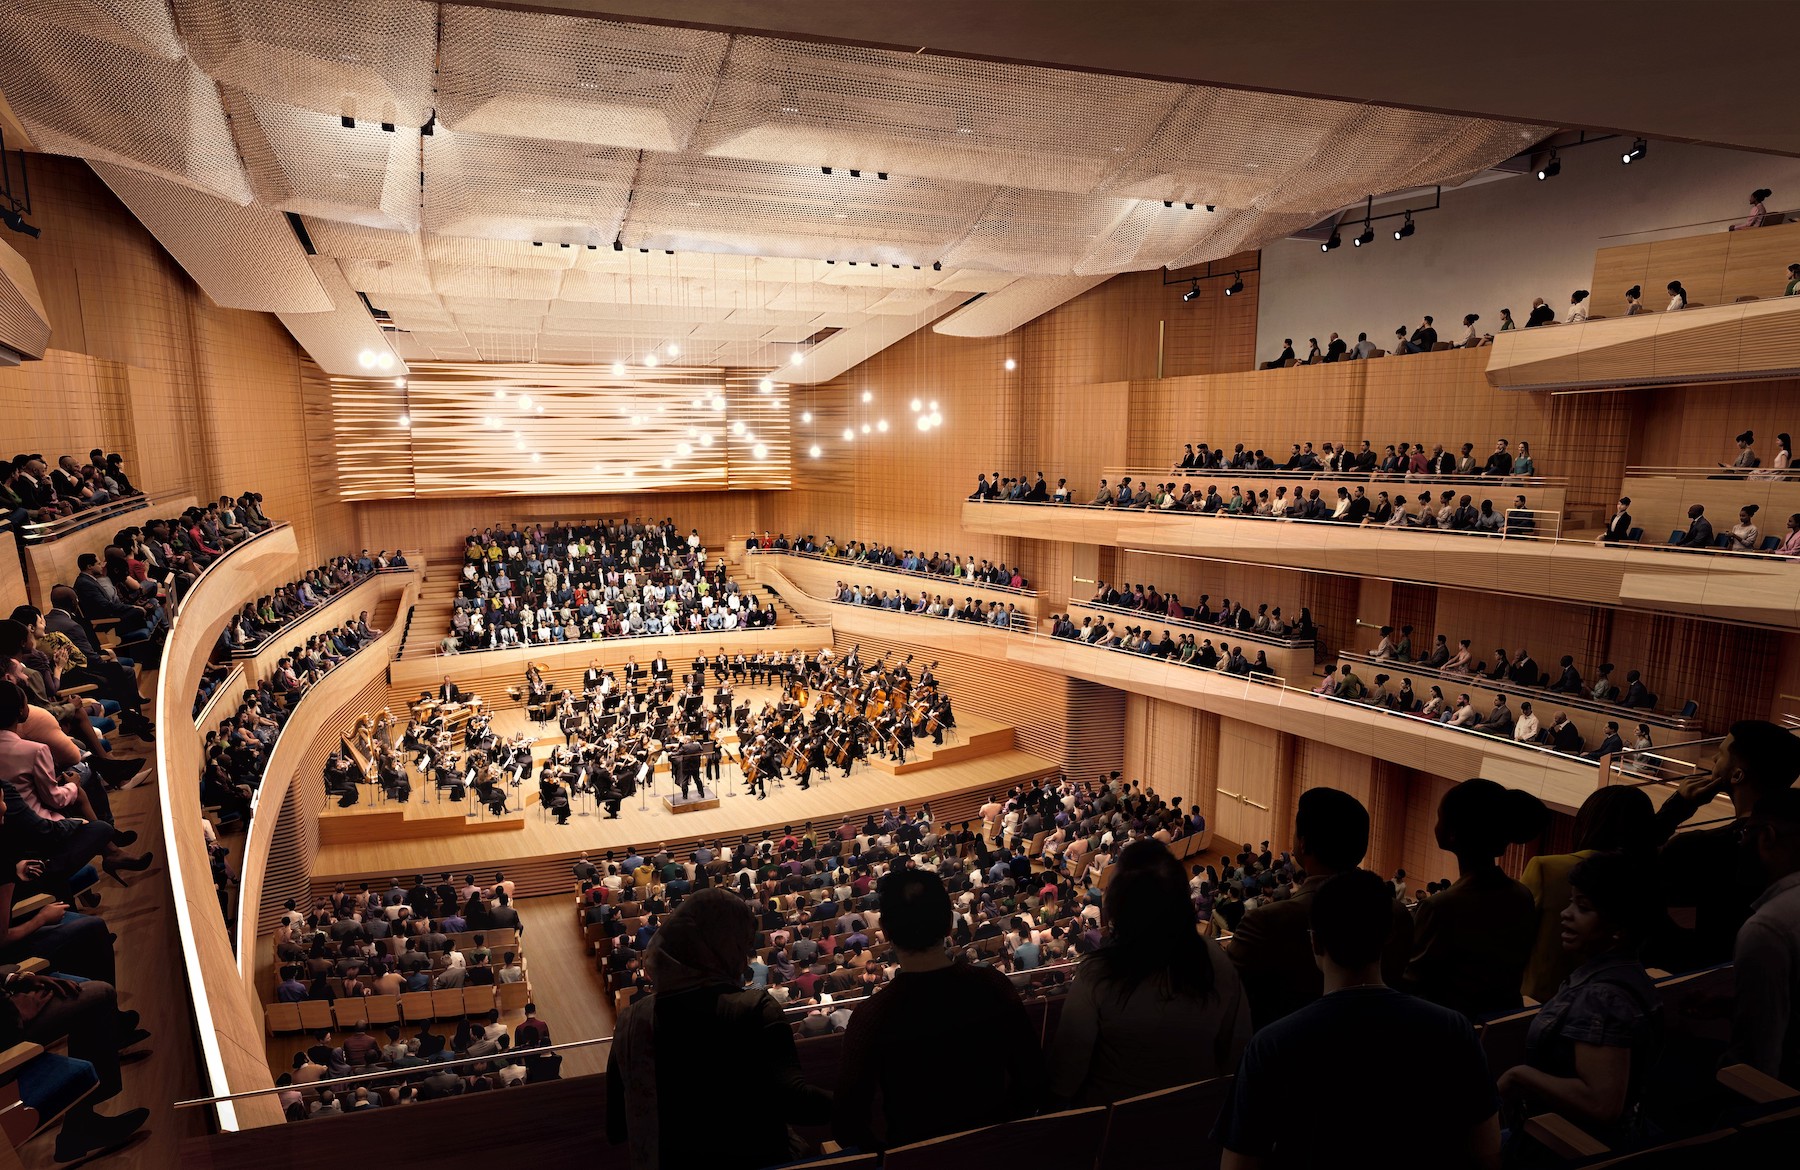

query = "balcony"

[{"left": 962, "top": 499, "right": 1800, "bottom": 630}]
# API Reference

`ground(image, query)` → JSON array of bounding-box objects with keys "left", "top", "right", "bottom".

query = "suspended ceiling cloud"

[{"left": 0, "top": 0, "right": 1553, "bottom": 373}]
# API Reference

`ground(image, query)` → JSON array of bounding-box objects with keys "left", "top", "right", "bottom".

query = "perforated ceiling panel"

[
  {"left": 0, "top": 6, "right": 1557, "bottom": 379},
  {"left": 276, "top": 255, "right": 407, "bottom": 375},
  {"left": 0, "top": 237, "right": 53, "bottom": 360},
  {"left": 0, "top": 21, "right": 251, "bottom": 202},
  {"left": 782, "top": 296, "right": 961, "bottom": 383},
  {"left": 931, "top": 275, "right": 1112, "bottom": 338},
  {"left": 423, "top": 128, "right": 635, "bottom": 245},
  {"left": 437, "top": 5, "right": 728, "bottom": 152},
  {"left": 629, "top": 154, "right": 987, "bottom": 264},
  {"left": 695, "top": 36, "right": 1182, "bottom": 195},
  {"left": 90, "top": 160, "right": 330, "bottom": 310},
  {"left": 227, "top": 89, "right": 420, "bottom": 230},
  {"left": 172, "top": 0, "right": 435, "bottom": 125}
]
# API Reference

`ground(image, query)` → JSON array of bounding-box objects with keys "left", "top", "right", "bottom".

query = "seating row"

[{"left": 264, "top": 983, "right": 533, "bottom": 1035}]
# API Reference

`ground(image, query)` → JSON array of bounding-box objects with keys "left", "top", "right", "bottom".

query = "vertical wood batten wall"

[{"left": 155, "top": 524, "right": 300, "bottom": 1130}]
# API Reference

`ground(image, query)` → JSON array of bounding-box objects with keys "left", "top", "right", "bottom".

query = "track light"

[
  {"left": 877, "top": 172, "right": 888, "bottom": 181},
  {"left": 932, "top": 261, "right": 942, "bottom": 271},
  {"left": 1622, "top": 138, "right": 1647, "bottom": 165},
  {"left": 822, "top": 166, "right": 832, "bottom": 175},
  {"left": 1184, "top": 202, "right": 1194, "bottom": 210},
  {"left": 1393, "top": 214, "right": 1415, "bottom": 241},
  {"left": 1204, "top": 204, "right": 1215, "bottom": 212},
  {"left": 1537, "top": 153, "right": 1561, "bottom": 180},
  {"left": 612, "top": 239, "right": 623, "bottom": 251},
  {"left": 1224, "top": 273, "right": 1244, "bottom": 297},
  {"left": 341, "top": 115, "right": 355, "bottom": 129},
  {"left": 380, "top": 122, "right": 395, "bottom": 133},
  {"left": 1181, "top": 282, "right": 1200, "bottom": 302},
  {"left": 1321, "top": 231, "right": 1342, "bottom": 252},
  {"left": 1354, "top": 222, "right": 1374, "bottom": 247},
  {"left": 849, "top": 169, "right": 860, "bottom": 178},
  {"left": 1164, "top": 201, "right": 1173, "bottom": 208}
]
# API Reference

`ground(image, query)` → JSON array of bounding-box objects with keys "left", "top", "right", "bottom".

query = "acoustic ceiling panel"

[
  {"left": 227, "top": 89, "right": 420, "bottom": 230},
  {"left": 694, "top": 35, "right": 1182, "bottom": 195},
  {"left": 628, "top": 154, "right": 988, "bottom": 264},
  {"left": 277, "top": 255, "right": 406, "bottom": 375},
  {"left": 940, "top": 189, "right": 1135, "bottom": 276},
  {"left": 437, "top": 5, "right": 728, "bottom": 152},
  {"left": 932, "top": 275, "right": 1112, "bottom": 338},
  {"left": 91, "top": 160, "right": 330, "bottom": 310},
  {"left": 0, "top": 237, "right": 54, "bottom": 360},
  {"left": 423, "top": 128, "right": 635, "bottom": 245},
  {"left": 9, "top": 0, "right": 184, "bottom": 59},
  {"left": 297, "top": 219, "right": 423, "bottom": 265},
  {"left": 0, "top": 21, "right": 251, "bottom": 202},
  {"left": 781, "top": 296, "right": 961, "bottom": 384},
  {"left": 172, "top": 0, "right": 435, "bottom": 125}
]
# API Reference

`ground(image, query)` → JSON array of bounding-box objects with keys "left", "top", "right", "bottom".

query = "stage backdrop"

[{"left": 322, "top": 361, "right": 792, "bottom": 498}]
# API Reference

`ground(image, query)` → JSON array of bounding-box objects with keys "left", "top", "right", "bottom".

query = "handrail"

[
  {"left": 744, "top": 545, "right": 1039, "bottom": 598},
  {"left": 228, "top": 565, "right": 408, "bottom": 659},
  {"left": 16, "top": 488, "right": 184, "bottom": 544},
  {"left": 1624, "top": 465, "right": 1797, "bottom": 480},
  {"left": 968, "top": 497, "right": 1800, "bottom": 558},
  {"left": 1110, "top": 466, "right": 1568, "bottom": 489},
  {"left": 1026, "top": 623, "right": 1605, "bottom": 766},
  {"left": 172, "top": 1034, "right": 612, "bottom": 1109},
  {"left": 194, "top": 662, "right": 245, "bottom": 730},
  {"left": 1335, "top": 651, "right": 1701, "bottom": 730},
  {"left": 1072, "top": 597, "right": 1315, "bottom": 651},
  {"left": 404, "top": 608, "right": 787, "bottom": 661}
]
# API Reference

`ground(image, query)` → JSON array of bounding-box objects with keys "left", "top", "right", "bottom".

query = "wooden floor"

[{"left": 311, "top": 686, "right": 1057, "bottom": 895}]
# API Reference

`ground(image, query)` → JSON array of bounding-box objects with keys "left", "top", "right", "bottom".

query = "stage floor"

[{"left": 310, "top": 684, "right": 1057, "bottom": 896}]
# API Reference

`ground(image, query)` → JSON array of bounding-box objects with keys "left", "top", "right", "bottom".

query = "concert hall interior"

[{"left": 3, "top": 3, "right": 1800, "bottom": 1168}]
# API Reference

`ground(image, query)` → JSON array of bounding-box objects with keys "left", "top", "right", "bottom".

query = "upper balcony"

[{"left": 962, "top": 498, "right": 1800, "bottom": 631}]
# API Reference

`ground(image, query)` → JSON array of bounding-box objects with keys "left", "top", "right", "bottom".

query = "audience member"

[
  {"left": 1519, "top": 787, "right": 1656, "bottom": 1003},
  {"left": 1728, "top": 785, "right": 1800, "bottom": 1082}
]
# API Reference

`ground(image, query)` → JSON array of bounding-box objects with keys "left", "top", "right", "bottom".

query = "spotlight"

[
  {"left": 916, "top": 416, "right": 931, "bottom": 432},
  {"left": 861, "top": 390, "right": 872, "bottom": 403},
  {"left": 928, "top": 411, "right": 942, "bottom": 426},
  {"left": 375, "top": 352, "right": 396, "bottom": 371},
  {"left": 712, "top": 395, "right": 726, "bottom": 411},
  {"left": 1354, "top": 223, "right": 1374, "bottom": 247},
  {"left": 666, "top": 342, "right": 680, "bottom": 357},
  {"left": 801, "top": 411, "right": 812, "bottom": 423},
  {"left": 531, "top": 451, "right": 541, "bottom": 463},
  {"left": 732, "top": 420, "right": 746, "bottom": 436},
  {"left": 1393, "top": 215, "right": 1414, "bottom": 241},
  {"left": 644, "top": 353, "right": 659, "bottom": 367},
  {"left": 753, "top": 443, "right": 767, "bottom": 459},
  {"left": 911, "top": 398, "right": 922, "bottom": 412},
  {"left": 1224, "top": 273, "right": 1244, "bottom": 296},
  {"left": 861, "top": 423, "right": 871, "bottom": 435},
  {"left": 758, "top": 378, "right": 774, "bottom": 392},
  {"left": 1181, "top": 283, "right": 1199, "bottom": 302},
  {"left": 842, "top": 428, "right": 854, "bottom": 441},
  {"left": 357, "top": 350, "right": 377, "bottom": 369},
  {"left": 876, "top": 419, "right": 888, "bottom": 433},
  {"left": 1622, "top": 138, "right": 1646, "bottom": 165},
  {"left": 790, "top": 351, "right": 805, "bottom": 366},
  {"left": 611, "top": 361, "right": 625, "bottom": 376},
  {"left": 397, "top": 414, "right": 411, "bottom": 429},
  {"left": 661, "top": 458, "right": 672, "bottom": 469},
  {"left": 0, "top": 209, "right": 39, "bottom": 238},
  {"left": 676, "top": 442, "right": 692, "bottom": 457},
  {"left": 699, "top": 433, "right": 713, "bottom": 448},
  {"left": 1321, "top": 231, "right": 1342, "bottom": 252},
  {"left": 1004, "top": 358, "right": 1017, "bottom": 371},
  {"left": 809, "top": 444, "right": 821, "bottom": 458},
  {"left": 1536, "top": 153, "right": 1561, "bottom": 181}
]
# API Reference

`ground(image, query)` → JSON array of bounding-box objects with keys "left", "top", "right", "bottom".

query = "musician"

[
  {"left": 691, "top": 652, "right": 708, "bottom": 683},
  {"left": 599, "top": 767, "right": 622, "bottom": 819},
  {"left": 437, "top": 678, "right": 468, "bottom": 704},
  {"left": 582, "top": 661, "right": 603, "bottom": 693},
  {"left": 542, "top": 774, "right": 571, "bottom": 825},
  {"left": 757, "top": 737, "right": 784, "bottom": 800},
  {"left": 703, "top": 736, "right": 722, "bottom": 787},
  {"left": 624, "top": 656, "right": 642, "bottom": 689},
  {"left": 715, "top": 677, "right": 734, "bottom": 717},
  {"left": 712, "top": 650, "right": 729, "bottom": 685},
  {"left": 803, "top": 735, "right": 827, "bottom": 791},
  {"left": 378, "top": 747, "right": 411, "bottom": 803},
  {"left": 324, "top": 748, "right": 361, "bottom": 807},
  {"left": 651, "top": 654, "right": 671, "bottom": 682}
]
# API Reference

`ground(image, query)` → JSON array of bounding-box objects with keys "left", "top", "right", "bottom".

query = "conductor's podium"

[{"left": 663, "top": 791, "right": 721, "bottom": 814}]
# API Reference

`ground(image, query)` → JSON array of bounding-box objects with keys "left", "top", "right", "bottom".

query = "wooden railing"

[
  {"left": 738, "top": 541, "right": 1040, "bottom": 597},
  {"left": 19, "top": 489, "right": 200, "bottom": 606},
  {"left": 154, "top": 522, "right": 300, "bottom": 1130}
]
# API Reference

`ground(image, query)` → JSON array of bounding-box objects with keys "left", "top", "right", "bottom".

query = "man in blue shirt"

[{"left": 1215, "top": 869, "right": 1499, "bottom": 1169}]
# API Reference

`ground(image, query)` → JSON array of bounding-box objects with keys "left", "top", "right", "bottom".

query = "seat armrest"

[
  {"left": 1523, "top": 1113, "right": 1610, "bottom": 1160},
  {"left": 55, "top": 685, "right": 98, "bottom": 698},
  {"left": 1718, "top": 1063, "right": 1800, "bottom": 1105},
  {"left": 0, "top": 1043, "right": 44, "bottom": 1078},
  {"left": 12, "top": 894, "right": 51, "bottom": 917},
  {"left": 13, "top": 959, "right": 47, "bottom": 975}
]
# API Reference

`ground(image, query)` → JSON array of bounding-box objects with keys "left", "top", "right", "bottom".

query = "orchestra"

[{"left": 324, "top": 647, "right": 957, "bottom": 818}]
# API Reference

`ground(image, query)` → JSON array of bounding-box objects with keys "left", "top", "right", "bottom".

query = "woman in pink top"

[{"left": 1775, "top": 512, "right": 1800, "bottom": 558}]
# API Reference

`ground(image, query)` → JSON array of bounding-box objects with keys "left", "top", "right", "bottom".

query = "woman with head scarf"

[{"left": 606, "top": 887, "right": 829, "bottom": 1169}]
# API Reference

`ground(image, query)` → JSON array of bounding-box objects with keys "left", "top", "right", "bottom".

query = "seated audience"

[
  {"left": 1048, "top": 839, "right": 1248, "bottom": 1105},
  {"left": 1519, "top": 787, "right": 1656, "bottom": 1003},
  {"left": 1214, "top": 869, "right": 1500, "bottom": 1169},
  {"left": 1729, "top": 785, "right": 1800, "bottom": 1082},
  {"left": 834, "top": 868, "right": 1043, "bottom": 1149},
  {"left": 1403, "top": 779, "right": 1549, "bottom": 1018}
]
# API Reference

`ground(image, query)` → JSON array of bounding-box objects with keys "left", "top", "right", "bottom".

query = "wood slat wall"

[{"left": 1590, "top": 220, "right": 1800, "bottom": 318}]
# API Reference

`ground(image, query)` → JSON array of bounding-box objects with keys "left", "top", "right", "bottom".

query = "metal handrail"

[
  {"left": 1071, "top": 598, "right": 1315, "bottom": 651},
  {"left": 968, "top": 497, "right": 1800, "bottom": 559},
  {"left": 1334, "top": 651, "right": 1700, "bottom": 730},
  {"left": 744, "top": 545, "right": 1039, "bottom": 598},
  {"left": 172, "top": 1033, "right": 611, "bottom": 1108},
  {"left": 227, "top": 565, "right": 408, "bottom": 659},
  {"left": 16, "top": 488, "right": 184, "bottom": 544},
  {"left": 1112, "top": 465, "right": 1568, "bottom": 489}
]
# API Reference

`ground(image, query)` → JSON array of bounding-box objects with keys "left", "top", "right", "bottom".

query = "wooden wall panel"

[
  {"left": 1592, "top": 220, "right": 1800, "bottom": 318},
  {"left": 1123, "top": 694, "right": 1215, "bottom": 822},
  {"left": 1629, "top": 379, "right": 1800, "bottom": 472}
]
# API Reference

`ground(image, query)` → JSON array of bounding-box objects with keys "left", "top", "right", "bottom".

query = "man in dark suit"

[
  {"left": 1601, "top": 497, "right": 1635, "bottom": 543},
  {"left": 1323, "top": 332, "right": 1347, "bottom": 362},
  {"left": 650, "top": 655, "right": 670, "bottom": 682},
  {"left": 72, "top": 554, "right": 154, "bottom": 646},
  {"left": 1673, "top": 504, "right": 1714, "bottom": 548},
  {"left": 1584, "top": 721, "right": 1625, "bottom": 760},
  {"left": 437, "top": 678, "right": 466, "bottom": 704}
]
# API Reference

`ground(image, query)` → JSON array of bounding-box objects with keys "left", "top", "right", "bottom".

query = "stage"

[{"left": 309, "top": 683, "right": 1058, "bottom": 900}]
